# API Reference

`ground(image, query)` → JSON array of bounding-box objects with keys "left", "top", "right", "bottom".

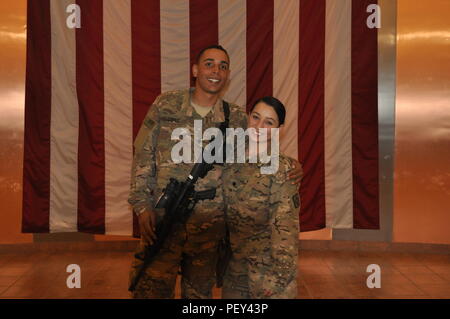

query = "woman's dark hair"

[{"left": 249, "top": 96, "right": 286, "bottom": 126}]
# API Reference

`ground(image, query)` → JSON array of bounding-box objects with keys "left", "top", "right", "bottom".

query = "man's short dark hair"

[{"left": 196, "top": 45, "right": 230, "bottom": 64}]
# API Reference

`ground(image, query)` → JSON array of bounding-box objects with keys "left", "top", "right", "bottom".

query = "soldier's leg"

[
  {"left": 129, "top": 229, "right": 184, "bottom": 299},
  {"left": 180, "top": 191, "right": 226, "bottom": 299},
  {"left": 221, "top": 257, "right": 250, "bottom": 299},
  {"left": 180, "top": 239, "right": 219, "bottom": 299},
  {"left": 222, "top": 276, "right": 250, "bottom": 299}
]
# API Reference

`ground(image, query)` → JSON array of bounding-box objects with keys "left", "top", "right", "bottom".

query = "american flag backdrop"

[{"left": 22, "top": 0, "right": 379, "bottom": 236}]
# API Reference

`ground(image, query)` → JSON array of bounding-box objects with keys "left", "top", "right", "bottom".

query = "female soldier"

[{"left": 222, "top": 96, "right": 301, "bottom": 299}]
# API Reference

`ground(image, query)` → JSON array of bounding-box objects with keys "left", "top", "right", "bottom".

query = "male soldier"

[{"left": 128, "top": 45, "right": 302, "bottom": 299}]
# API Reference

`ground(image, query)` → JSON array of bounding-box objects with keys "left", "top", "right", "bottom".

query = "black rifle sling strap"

[
  {"left": 215, "top": 100, "right": 232, "bottom": 288},
  {"left": 223, "top": 100, "right": 230, "bottom": 124},
  {"left": 219, "top": 100, "right": 230, "bottom": 163},
  {"left": 220, "top": 100, "right": 230, "bottom": 136}
]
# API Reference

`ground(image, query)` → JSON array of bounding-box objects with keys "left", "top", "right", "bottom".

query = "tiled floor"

[{"left": 0, "top": 250, "right": 448, "bottom": 299}]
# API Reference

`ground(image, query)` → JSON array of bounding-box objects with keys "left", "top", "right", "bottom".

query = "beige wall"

[
  {"left": 0, "top": 0, "right": 448, "bottom": 245},
  {"left": 0, "top": 0, "right": 32, "bottom": 244},
  {"left": 394, "top": 0, "right": 450, "bottom": 244}
]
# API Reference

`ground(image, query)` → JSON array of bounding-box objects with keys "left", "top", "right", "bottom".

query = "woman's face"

[{"left": 247, "top": 102, "right": 280, "bottom": 142}]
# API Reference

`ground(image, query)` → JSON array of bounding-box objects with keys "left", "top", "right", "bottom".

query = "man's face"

[{"left": 192, "top": 48, "right": 230, "bottom": 95}]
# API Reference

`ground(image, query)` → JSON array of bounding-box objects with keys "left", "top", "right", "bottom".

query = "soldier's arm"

[
  {"left": 263, "top": 161, "right": 301, "bottom": 298},
  {"left": 128, "top": 102, "right": 160, "bottom": 216}
]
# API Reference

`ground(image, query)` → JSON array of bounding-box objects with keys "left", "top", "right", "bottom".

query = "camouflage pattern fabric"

[
  {"left": 130, "top": 224, "right": 221, "bottom": 299},
  {"left": 128, "top": 88, "right": 247, "bottom": 299},
  {"left": 221, "top": 155, "right": 301, "bottom": 299}
]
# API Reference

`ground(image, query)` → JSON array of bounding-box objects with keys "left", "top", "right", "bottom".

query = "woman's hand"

[{"left": 287, "top": 159, "right": 303, "bottom": 185}]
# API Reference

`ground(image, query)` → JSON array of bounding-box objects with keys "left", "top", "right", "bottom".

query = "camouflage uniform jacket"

[
  {"left": 128, "top": 88, "right": 247, "bottom": 237},
  {"left": 222, "top": 154, "right": 301, "bottom": 298}
]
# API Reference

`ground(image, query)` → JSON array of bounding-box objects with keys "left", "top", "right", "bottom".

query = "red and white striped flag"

[{"left": 23, "top": 0, "right": 379, "bottom": 236}]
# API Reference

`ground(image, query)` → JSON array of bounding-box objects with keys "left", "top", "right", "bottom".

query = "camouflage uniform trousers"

[
  {"left": 221, "top": 255, "right": 298, "bottom": 299},
  {"left": 221, "top": 252, "right": 252, "bottom": 299},
  {"left": 130, "top": 217, "right": 225, "bottom": 299}
]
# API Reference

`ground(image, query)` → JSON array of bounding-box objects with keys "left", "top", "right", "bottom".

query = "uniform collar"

[{"left": 180, "top": 88, "right": 225, "bottom": 123}]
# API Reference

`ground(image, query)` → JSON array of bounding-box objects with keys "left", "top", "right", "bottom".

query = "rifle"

[
  {"left": 129, "top": 161, "right": 218, "bottom": 291},
  {"left": 128, "top": 102, "right": 230, "bottom": 292}
]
